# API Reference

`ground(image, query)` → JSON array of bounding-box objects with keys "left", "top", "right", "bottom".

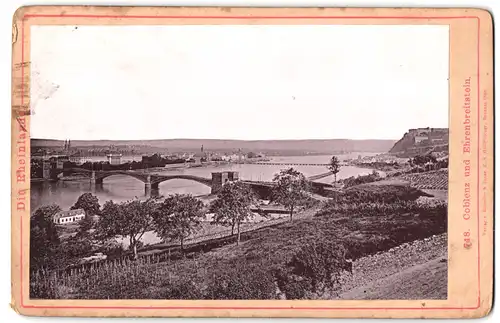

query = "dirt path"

[
  {"left": 339, "top": 233, "right": 447, "bottom": 300},
  {"left": 340, "top": 257, "right": 447, "bottom": 300}
]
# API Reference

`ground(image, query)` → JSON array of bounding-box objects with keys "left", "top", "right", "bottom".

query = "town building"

[
  {"left": 46, "top": 155, "right": 69, "bottom": 169},
  {"left": 107, "top": 154, "right": 123, "bottom": 165},
  {"left": 53, "top": 209, "right": 86, "bottom": 225},
  {"left": 69, "top": 151, "right": 92, "bottom": 165},
  {"left": 221, "top": 152, "right": 245, "bottom": 162},
  {"left": 209, "top": 153, "right": 223, "bottom": 161}
]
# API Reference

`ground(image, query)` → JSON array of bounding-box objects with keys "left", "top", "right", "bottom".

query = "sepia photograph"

[{"left": 27, "top": 23, "right": 452, "bottom": 301}]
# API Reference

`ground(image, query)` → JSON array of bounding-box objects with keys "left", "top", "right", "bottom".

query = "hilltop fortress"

[{"left": 389, "top": 127, "right": 449, "bottom": 157}]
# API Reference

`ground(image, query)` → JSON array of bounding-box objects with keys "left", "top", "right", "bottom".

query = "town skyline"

[{"left": 30, "top": 126, "right": 446, "bottom": 142}]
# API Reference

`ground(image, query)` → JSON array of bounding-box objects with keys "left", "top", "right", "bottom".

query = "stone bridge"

[
  {"left": 49, "top": 168, "right": 219, "bottom": 194},
  {"left": 48, "top": 168, "right": 332, "bottom": 197}
]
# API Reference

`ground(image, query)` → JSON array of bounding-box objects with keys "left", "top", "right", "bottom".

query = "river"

[{"left": 31, "top": 153, "right": 379, "bottom": 212}]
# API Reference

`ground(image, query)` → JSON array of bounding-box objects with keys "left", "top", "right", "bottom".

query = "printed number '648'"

[{"left": 464, "top": 231, "right": 472, "bottom": 248}]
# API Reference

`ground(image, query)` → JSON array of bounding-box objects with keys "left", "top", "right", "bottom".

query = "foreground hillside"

[{"left": 32, "top": 184, "right": 447, "bottom": 300}]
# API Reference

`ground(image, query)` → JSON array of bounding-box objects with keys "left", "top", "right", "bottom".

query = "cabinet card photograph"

[{"left": 11, "top": 6, "right": 493, "bottom": 319}]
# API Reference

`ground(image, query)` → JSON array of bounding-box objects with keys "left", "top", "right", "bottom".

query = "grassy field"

[{"left": 31, "top": 183, "right": 447, "bottom": 300}]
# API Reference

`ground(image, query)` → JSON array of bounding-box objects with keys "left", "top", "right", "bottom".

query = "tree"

[
  {"left": 152, "top": 194, "right": 205, "bottom": 252},
  {"left": 327, "top": 156, "right": 341, "bottom": 183},
  {"left": 30, "top": 160, "right": 43, "bottom": 178},
  {"left": 71, "top": 193, "right": 101, "bottom": 236},
  {"left": 210, "top": 181, "right": 255, "bottom": 245},
  {"left": 272, "top": 168, "right": 309, "bottom": 221},
  {"left": 77, "top": 216, "right": 95, "bottom": 238},
  {"left": 95, "top": 198, "right": 157, "bottom": 259},
  {"left": 30, "top": 205, "right": 61, "bottom": 270}
]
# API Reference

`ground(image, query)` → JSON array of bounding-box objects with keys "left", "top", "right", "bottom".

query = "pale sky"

[{"left": 30, "top": 24, "right": 449, "bottom": 141}]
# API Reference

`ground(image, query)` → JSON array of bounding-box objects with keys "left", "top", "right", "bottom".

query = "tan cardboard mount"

[{"left": 11, "top": 6, "right": 494, "bottom": 318}]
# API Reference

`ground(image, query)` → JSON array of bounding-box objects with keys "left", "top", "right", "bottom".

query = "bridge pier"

[
  {"left": 42, "top": 161, "right": 52, "bottom": 180},
  {"left": 90, "top": 171, "right": 104, "bottom": 186},
  {"left": 211, "top": 171, "right": 240, "bottom": 195},
  {"left": 145, "top": 185, "right": 160, "bottom": 197},
  {"left": 144, "top": 175, "right": 160, "bottom": 197},
  {"left": 145, "top": 175, "right": 151, "bottom": 192}
]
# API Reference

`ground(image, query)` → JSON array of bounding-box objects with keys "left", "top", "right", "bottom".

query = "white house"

[{"left": 53, "top": 209, "right": 86, "bottom": 225}]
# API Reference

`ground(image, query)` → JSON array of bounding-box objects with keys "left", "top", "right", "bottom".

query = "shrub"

[
  {"left": 275, "top": 240, "right": 352, "bottom": 299},
  {"left": 410, "top": 166, "right": 426, "bottom": 173},
  {"left": 59, "top": 236, "right": 94, "bottom": 258},
  {"left": 157, "top": 275, "right": 205, "bottom": 299},
  {"left": 325, "top": 185, "right": 428, "bottom": 206},
  {"left": 205, "top": 261, "right": 276, "bottom": 300},
  {"left": 316, "top": 200, "right": 423, "bottom": 218},
  {"left": 98, "top": 240, "right": 127, "bottom": 259},
  {"left": 388, "top": 171, "right": 403, "bottom": 177},
  {"left": 273, "top": 266, "right": 309, "bottom": 299},
  {"left": 436, "top": 158, "right": 449, "bottom": 169},
  {"left": 340, "top": 171, "right": 382, "bottom": 188}
]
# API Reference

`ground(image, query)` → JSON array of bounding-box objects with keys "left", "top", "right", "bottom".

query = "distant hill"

[
  {"left": 389, "top": 128, "right": 449, "bottom": 157},
  {"left": 32, "top": 138, "right": 396, "bottom": 155}
]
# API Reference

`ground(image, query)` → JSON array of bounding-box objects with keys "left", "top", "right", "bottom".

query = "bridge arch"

[
  {"left": 151, "top": 174, "right": 213, "bottom": 188},
  {"left": 94, "top": 171, "right": 148, "bottom": 184},
  {"left": 48, "top": 167, "right": 92, "bottom": 180},
  {"left": 152, "top": 177, "right": 213, "bottom": 197}
]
